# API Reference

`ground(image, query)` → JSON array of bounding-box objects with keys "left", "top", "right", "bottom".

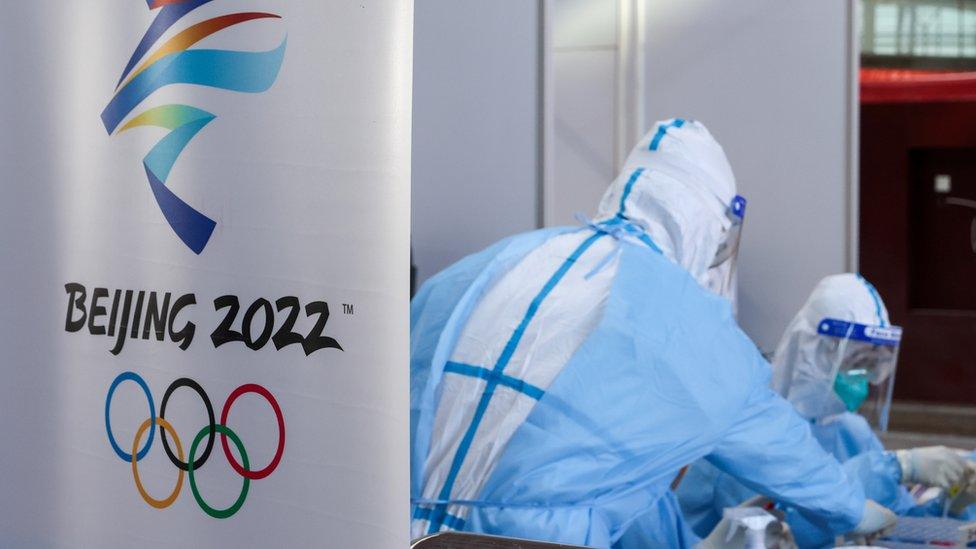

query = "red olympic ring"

[{"left": 220, "top": 383, "right": 285, "bottom": 480}]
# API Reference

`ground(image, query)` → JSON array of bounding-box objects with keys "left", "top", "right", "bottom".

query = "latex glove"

[
  {"left": 949, "top": 460, "right": 976, "bottom": 515},
  {"left": 850, "top": 499, "right": 897, "bottom": 537},
  {"left": 695, "top": 509, "right": 795, "bottom": 549},
  {"left": 896, "top": 446, "right": 968, "bottom": 489}
]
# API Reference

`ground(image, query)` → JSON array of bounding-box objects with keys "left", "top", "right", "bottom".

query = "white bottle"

[{"left": 723, "top": 507, "right": 778, "bottom": 549}]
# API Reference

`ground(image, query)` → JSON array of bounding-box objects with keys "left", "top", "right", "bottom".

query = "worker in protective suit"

[
  {"left": 410, "top": 119, "right": 896, "bottom": 548},
  {"left": 676, "top": 273, "right": 976, "bottom": 547}
]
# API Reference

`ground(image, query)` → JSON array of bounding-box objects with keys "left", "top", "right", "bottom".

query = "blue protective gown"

[
  {"left": 676, "top": 413, "right": 973, "bottom": 548},
  {"left": 411, "top": 227, "right": 865, "bottom": 548},
  {"left": 810, "top": 412, "right": 884, "bottom": 461}
]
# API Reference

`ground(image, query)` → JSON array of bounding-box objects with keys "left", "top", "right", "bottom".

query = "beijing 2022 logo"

[
  {"left": 105, "top": 372, "right": 285, "bottom": 518},
  {"left": 100, "top": 0, "right": 287, "bottom": 254}
]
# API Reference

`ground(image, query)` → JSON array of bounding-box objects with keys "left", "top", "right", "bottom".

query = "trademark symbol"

[{"left": 342, "top": 304, "right": 354, "bottom": 315}]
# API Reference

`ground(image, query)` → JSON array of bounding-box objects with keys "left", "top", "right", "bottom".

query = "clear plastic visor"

[
  {"left": 818, "top": 318, "right": 902, "bottom": 431},
  {"left": 707, "top": 195, "right": 747, "bottom": 298}
]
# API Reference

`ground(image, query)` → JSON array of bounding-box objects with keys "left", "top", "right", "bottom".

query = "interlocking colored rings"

[
  {"left": 220, "top": 384, "right": 285, "bottom": 480},
  {"left": 104, "top": 371, "right": 284, "bottom": 518}
]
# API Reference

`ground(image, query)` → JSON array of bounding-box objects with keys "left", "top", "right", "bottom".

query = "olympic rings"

[
  {"left": 220, "top": 384, "right": 285, "bottom": 480},
  {"left": 103, "top": 372, "right": 285, "bottom": 518},
  {"left": 160, "top": 378, "right": 215, "bottom": 471},
  {"left": 132, "top": 417, "right": 183, "bottom": 509}
]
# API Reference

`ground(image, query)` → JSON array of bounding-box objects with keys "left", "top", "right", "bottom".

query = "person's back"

[
  {"left": 411, "top": 120, "right": 889, "bottom": 548},
  {"left": 413, "top": 223, "right": 764, "bottom": 544}
]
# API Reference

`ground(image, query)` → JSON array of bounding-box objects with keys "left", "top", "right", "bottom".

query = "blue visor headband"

[
  {"left": 709, "top": 195, "right": 748, "bottom": 270},
  {"left": 817, "top": 318, "right": 902, "bottom": 346},
  {"left": 729, "top": 195, "right": 747, "bottom": 221}
]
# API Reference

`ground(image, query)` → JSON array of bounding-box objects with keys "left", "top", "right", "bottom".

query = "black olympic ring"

[{"left": 159, "top": 377, "right": 216, "bottom": 472}]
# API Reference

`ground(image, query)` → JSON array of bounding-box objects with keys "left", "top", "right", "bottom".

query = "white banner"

[{"left": 0, "top": 1, "right": 411, "bottom": 547}]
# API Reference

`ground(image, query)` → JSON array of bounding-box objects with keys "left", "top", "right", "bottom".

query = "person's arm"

[
  {"left": 776, "top": 450, "right": 913, "bottom": 548},
  {"left": 895, "top": 446, "right": 969, "bottom": 489},
  {"left": 705, "top": 383, "right": 866, "bottom": 535}
]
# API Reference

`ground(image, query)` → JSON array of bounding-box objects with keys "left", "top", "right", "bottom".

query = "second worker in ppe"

[
  {"left": 676, "top": 273, "right": 975, "bottom": 547},
  {"left": 410, "top": 119, "right": 894, "bottom": 548}
]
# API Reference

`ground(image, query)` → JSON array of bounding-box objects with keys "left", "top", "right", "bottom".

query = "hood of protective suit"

[
  {"left": 595, "top": 119, "right": 738, "bottom": 289},
  {"left": 770, "top": 273, "right": 891, "bottom": 421}
]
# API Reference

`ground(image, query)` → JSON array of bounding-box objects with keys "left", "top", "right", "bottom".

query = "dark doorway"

[{"left": 860, "top": 101, "right": 976, "bottom": 404}]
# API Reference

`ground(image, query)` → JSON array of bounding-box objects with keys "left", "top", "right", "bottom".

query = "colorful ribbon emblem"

[{"left": 101, "top": 0, "right": 287, "bottom": 254}]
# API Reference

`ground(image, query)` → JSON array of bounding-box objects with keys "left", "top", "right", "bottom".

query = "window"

[{"left": 861, "top": 0, "right": 976, "bottom": 68}]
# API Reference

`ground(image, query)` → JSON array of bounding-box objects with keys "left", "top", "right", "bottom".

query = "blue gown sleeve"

[
  {"left": 705, "top": 383, "right": 866, "bottom": 536},
  {"left": 813, "top": 413, "right": 885, "bottom": 462},
  {"left": 849, "top": 451, "right": 915, "bottom": 515},
  {"left": 785, "top": 450, "right": 913, "bottom": 547}
]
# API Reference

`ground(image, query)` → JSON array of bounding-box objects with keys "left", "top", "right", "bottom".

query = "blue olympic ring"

[{"left": 105, "top": 371, "right": 156, "bottom": 462}]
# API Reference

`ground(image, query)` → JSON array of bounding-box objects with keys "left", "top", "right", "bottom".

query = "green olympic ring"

[{"left": 188, "top": 424, "right": 250, "bottom": 519}]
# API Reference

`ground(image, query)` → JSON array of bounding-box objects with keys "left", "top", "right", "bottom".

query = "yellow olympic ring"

[{"left": 131, "top": 417, "right": 184, "bottom": 509}]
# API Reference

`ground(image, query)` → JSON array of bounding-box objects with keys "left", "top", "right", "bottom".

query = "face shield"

[
  {"left": 817, "top": 318, "right": 902, "bottom": 432},
  {"left": 705, "top": 195, "right": 747, "bottom": 300}
]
